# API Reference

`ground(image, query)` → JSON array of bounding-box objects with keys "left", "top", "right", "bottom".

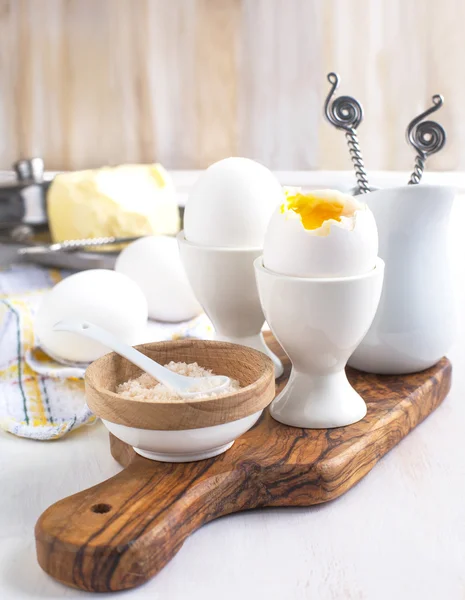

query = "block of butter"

[{"left": 47, "top": 164, "right": 180, "bottom": 242}]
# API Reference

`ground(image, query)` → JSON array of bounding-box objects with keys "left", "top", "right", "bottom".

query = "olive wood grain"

[
  {"left": 35, "top": 333, "right": 452, "bottom": 592},
  {"left": 85, "top": 340, "right": 275, "bottom": 430}
]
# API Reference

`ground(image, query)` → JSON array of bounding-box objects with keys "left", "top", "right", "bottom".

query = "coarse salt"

[{"left": 116, "top": 361, "right": 241, "bottom": 403}]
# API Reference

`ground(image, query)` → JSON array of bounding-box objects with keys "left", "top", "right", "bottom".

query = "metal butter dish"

[
  {"left": 2, "top": 241, "right": 119, "bottom": 270},
  {"left": 13, "top": 237, "right": 142, "bottom": 270},
  {"left": 0, "top": 158, "right": 51, "bottom": 229},
  {"left": 0, "top": 159, "right": 184, "bottom": 270}
]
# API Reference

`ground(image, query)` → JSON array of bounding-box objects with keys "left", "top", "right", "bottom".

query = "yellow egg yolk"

[{"left": 281, "top": 192, "right": 344, "bottom": 230}]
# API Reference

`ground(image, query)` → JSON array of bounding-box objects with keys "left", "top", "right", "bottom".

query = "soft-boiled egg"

[
  {"left": 115, "top": 236, "right": 202, "bottom": 322},
  {"left": 184, "top": 157, "right": 284, "bottom": 248},
  {"left": 263, "top": 188, "right": 378, "bottom": 278},
  {"left": 35, "top": 269, "right": 148, "bottom": 364}
]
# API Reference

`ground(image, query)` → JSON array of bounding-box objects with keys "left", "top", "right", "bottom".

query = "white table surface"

[{"left": 1, "top": 174, "right": 464, "bottom": 600}]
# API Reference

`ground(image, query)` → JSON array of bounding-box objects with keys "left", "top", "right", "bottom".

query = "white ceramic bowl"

[
  {"left": 103, "top": 411, "right": 262, "bottom": 462},
  {"left": 85, "top": 339, "right": 275, "bottom": 462}
]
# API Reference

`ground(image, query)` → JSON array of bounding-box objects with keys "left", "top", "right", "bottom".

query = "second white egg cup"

[
  {"left": 255, "top": 257, "right": 385, "bottom": 428},
  {"left": 178, "top": 232, "right": 283, "bottom": 378}
]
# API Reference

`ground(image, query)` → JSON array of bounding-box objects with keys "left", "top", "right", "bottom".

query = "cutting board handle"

[{"left": 35, "top": 451, "right": 251, "bottom": 592}]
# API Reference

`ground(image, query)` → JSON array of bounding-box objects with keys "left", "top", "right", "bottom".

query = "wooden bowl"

[{"left": 85, "top": 339, "right": 275, "bottom": 431}]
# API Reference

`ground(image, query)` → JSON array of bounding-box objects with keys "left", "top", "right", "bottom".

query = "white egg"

[
  {"left": 184, "top": 157, "right": 284, "bottom": 248},
  {"left": 35, "top": 269, "right": 148, "bottom": 363},
  {"left": 115, "top": 236, "right": 202, "bottom": 322},
  {"left": 263, "top": 189, "right": 378, "bottom": 278}
]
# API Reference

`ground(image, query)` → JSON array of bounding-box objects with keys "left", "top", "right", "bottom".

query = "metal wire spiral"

[
  {"left": 407, "top": 94, "right": 446, "bottom": 185},
  {"left": 409, "top": 155, "right": 426, "bottom": 186},
  {"left": 345, "top": 130, "right": 370, "bottom": 193},
  {"left": 324, "top": 72, "right": 370, "bottom": 194}
]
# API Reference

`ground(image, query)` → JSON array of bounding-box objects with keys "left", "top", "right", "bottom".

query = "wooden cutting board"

[{"left": 35, "top": 333, "right": 452, "bottom": 593}]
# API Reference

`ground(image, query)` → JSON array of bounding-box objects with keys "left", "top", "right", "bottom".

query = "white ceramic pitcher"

[{"left": 348, "top": 184, "right": 455, "bottom": 374}]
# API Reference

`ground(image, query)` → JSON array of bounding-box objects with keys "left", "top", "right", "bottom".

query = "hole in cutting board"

[{"left": 91, "top": 503, "right": 112, "bottom": 514}]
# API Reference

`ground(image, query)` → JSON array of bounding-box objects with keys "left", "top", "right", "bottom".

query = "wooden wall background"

[{"left": 0, "top": 0, "right": 462, "bottom": 172}]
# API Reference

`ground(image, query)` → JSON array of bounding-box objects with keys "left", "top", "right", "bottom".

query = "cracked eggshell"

[{"left": 263, "top": 193, "right": 378, "bottom": 278}]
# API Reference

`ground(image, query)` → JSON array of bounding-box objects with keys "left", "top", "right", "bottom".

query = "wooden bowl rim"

[
  {"left": 86, "top": 339, "right": 273, "bottom": 403},
  {"left": 84, "top": 339, "right": 276, "bottom": 430}
]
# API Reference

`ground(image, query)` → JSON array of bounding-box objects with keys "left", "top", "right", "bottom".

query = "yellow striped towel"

[{"left": 0, "top": 265, "right": 212, "bottom": 441}]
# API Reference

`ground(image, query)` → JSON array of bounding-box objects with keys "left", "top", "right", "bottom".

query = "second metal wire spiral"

[
  {"left": 406, "top": 94, "right": 446, "bottom": 185},
  {"left": 324, "top": 72, "right": 370, "bottom": 194}
]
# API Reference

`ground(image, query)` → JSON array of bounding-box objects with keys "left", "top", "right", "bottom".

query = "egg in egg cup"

[
  {"left": 255, "top": 189, "right": 384, "bottom": 429},
  {"left": 178, "top": 158, "right": 287, "bottom": 379}
]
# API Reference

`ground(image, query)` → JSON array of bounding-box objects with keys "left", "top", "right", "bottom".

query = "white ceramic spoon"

[{"left": 53, "top": 320, "right": 231, "bottom": 398}]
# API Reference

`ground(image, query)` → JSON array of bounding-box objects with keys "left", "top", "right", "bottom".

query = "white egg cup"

[
  {"left": 102, "top": 411, "right": 262, "bottom": 462},
  {"left": 177, "top": 232, "right": 283, "bottom": 378},
  {"left": 254, "top": 257, "right": 385, "bottom": 428}
]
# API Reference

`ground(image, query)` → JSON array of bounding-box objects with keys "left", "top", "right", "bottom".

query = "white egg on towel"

[{"left": 35, "top": 269, "right": 148, "bottom": 364}]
